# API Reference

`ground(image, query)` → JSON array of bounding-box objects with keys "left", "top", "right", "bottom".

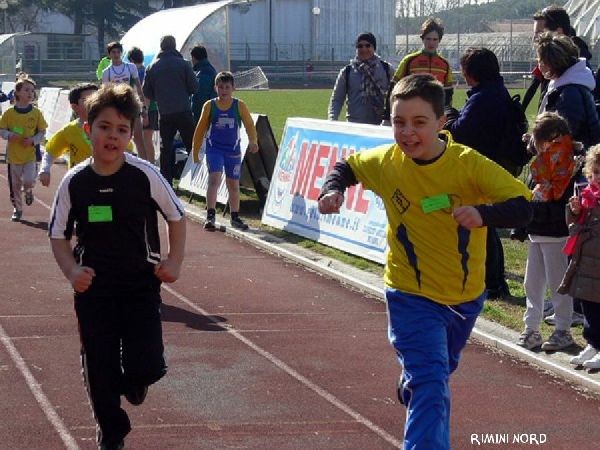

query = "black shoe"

[
  {"left": 98, "top": 439, "right": 124, "bottom": 450},
  {"left": 25, "top": 190, "right": 34, "bottom": 206},
  {"left": 204, "top": 216, "right": 216, "bottom": 231},
  {"left": 486, "top": 286, "right": 512, "bottom": 300},
  {"left": 124, "top": 384, "right": 148, "bottom": 406},
  {"left": 10, "top": 209, "right": 22, "bottom": 221},
  {"left": 230, "top": 216, "right": 249, "bottom": 230},
  {"left": 509, "top": 227, "right": 527, "bottom": 242}
]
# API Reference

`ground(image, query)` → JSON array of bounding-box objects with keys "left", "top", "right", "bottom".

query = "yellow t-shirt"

[
  {"left": 45, "top": 119, "right": 135, "bottom": 168},
  {"left": 347, "top": 131, "right": 531, "bottom": 305},
  {"left": 0, "top": 106, "right": 48, "bottom": 164}
]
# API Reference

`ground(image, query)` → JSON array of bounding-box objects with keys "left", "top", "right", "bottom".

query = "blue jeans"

[{"left": 386, "top": 289, "right": 485, "bottom": 450}]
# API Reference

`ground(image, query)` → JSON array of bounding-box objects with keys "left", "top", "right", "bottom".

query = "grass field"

[{"left": 222, "top": 88, "right": 584, "bottom": 348}]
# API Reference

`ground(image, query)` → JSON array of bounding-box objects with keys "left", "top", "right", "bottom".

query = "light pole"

[
  {"left": 312, "top": 5, "right": 320, "bottom": 61},
  {"left": 0, "top": 0, "right": 8, "bottom": 35}
]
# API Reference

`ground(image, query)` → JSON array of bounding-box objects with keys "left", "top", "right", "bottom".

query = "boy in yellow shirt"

[
  {"left": 191, "top": 71, "right": 258, "bottom": 230},
  {"left": 0, "top": 75, "right": 47, "bottom": 221},
  {"left": 319, "top": 74, "right": 532, "bottom": 449}
]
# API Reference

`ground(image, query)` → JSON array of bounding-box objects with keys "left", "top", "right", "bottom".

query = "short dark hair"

[
  {"left": 215, "top": 71, "right": 235, "bottom": 86},
  {"left": 391, "top": 74, "right": 445, "bottom": 118},
  {"left": 106, "top": 41, "right": 123, "bottom": 54},
  {"left": 420, "top": 17, "right": 444, "bottom": 40},
  {"left": 86, "top": 83, "right": 141, "bottom": 130},
  {"left": 191, "top": 45, "right": 208, "bottom": 61},
  {"left": 533, "top": 5, "right": 573, "bottom": 35},
  {"left": 68, "top": 83, "right": 98, "bottom": 105},
  {"left": 532, "top": 112, "right": 570, "bottom": 145},
  {"left": 536, "top": 32, "right": 579, "bottom": 78},
  {"left": 160, "top": 35, "right": 176, "bottom": 51},
  {"left": 460, "top": 47, "right": 500, "bottom": 83},
  {"left": 126, "top": 46, "right": 144, "bottom": 65}
]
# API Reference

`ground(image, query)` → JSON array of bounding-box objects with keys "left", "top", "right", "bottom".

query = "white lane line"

[
  {"left": 0, "top": 322, "right": 79, "bottom": 450},
  {"left": 163, "top": 284, "right": 403, "bottom": 448}
]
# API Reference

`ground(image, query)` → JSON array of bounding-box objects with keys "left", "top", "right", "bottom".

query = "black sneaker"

[
  {"left": 99, "top": 439, "right": 124, "bottom": 450},
  {"left": 124, "top": 384, "right": 148, "bottom": 406},
  {"left": 230, "top": 216, "right": 249, "bottom": 230},
  {"left": 11, "top": 209, "right": 22, "bottom": 221},
  {"left": 204, "top": 216, "right": 216, "bottom": 231},
  {"left": 25, "top": 190, "right": 34, "bottom": 206}
]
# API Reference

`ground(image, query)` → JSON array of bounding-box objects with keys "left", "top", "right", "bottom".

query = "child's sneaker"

[
  {"left": 583, "top": 352, "right": 600, "bottom": 369},
  {"left": 570, "top": 344, "right": 598, "bottom": 366},
  {"left": 25, "top": 189, "right": 34, "bottom": 206},
  {"left": 230, "top": 216, "right": 249, "bottom": 230},
  {"left": 544, "top": 311, "right": 585, "bottom": 327},
  {"left": 204, "top": 215, "right": 216, "bottom": 231},
  {"left": 516, "top": 329, "right": 542, "bottom": 350},
  {"left": 541, "top": 329, "right": 575, "bottom": 351},
  {"left": 543, "top": 300, "right": 554, "bottom": 318},
  {"left": 10, "top": 209, "right": 22, "bottom": 221}
]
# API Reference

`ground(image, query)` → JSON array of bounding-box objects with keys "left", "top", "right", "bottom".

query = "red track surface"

[{"left": 1, "top": 161, "right": 600, "bottom": 450}]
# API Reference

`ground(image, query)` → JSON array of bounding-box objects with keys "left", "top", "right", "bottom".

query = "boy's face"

[
  {"left": 84, "top": 106, "right": 132, "bottom": 169},
  {"left": 422, "top": 31, "right": 441, "bottom": 53},
  {"left": 215, "top": 81, "right": 234, "bottom": 99},
  {"left": 108, "top": 48, "right": 123, "bottom": 63},
  {"left": 392, "top": 96, "right": 445, "bottom": 161},
  {"left": 16, "top": 82, "right": 35, "bottom": 104},
  {"left": 71, "top": 89, "right": 96, "bottom": 121}
]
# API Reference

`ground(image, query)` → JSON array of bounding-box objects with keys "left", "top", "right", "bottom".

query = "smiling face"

[
  {"left": 85, "top": 106, "right": 132, "bottom": 174},
  {"left": 391, "top": 96, "right": 446, "bottom": 161}
]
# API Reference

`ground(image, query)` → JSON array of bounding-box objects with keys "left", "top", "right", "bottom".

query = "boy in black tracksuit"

[{"left": 48, "top": 83, "right": 186, "bottom": 450}]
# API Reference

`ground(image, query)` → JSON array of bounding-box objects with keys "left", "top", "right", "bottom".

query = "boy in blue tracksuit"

[{"left": 318, "top": 74, "right": 532, "bottom": 449}]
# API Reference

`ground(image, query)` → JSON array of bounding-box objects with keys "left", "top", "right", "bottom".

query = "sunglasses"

[{"left": 356, "top": 43, "right": 372, "bottom": 49}]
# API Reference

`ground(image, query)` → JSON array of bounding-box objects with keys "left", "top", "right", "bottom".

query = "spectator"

[
  {"left": 319, "top": 74, "right": 531, "bottom": 449},
  {"left": 143, "top": 35, "right": 199, "bottom": 186},
  {"left": 127, "top": 46, "right": 158, "bottom": 164},
  {"left": 444, "top": 47, "right": 513, "bottom": 299},
  {"left": 328, "top": 31, "right": 393, "bottom": 125},
  {"left": 101, "top": 41, "right": 148, "bottom": 161},
  {"left": 190, "top": 44, "right": 217, "bottom": 125},
  {"left": 384, "top": 17, "right": 453, "bottom": 123},
  {"left": 522, "top": 5, "right": 592, "bottom": 111}
]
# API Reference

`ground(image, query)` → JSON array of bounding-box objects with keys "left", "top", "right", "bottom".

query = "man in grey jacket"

[
  {"left": 143, "top": 35, "right": 199, "bottom": 186},
  {"left": 328, "top": 32, "right": 393, "bottom": 125}
]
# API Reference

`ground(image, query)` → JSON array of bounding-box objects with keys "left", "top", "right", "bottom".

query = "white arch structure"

[{"left": 565, "top": 0, "right": 600, "bottom": 47}]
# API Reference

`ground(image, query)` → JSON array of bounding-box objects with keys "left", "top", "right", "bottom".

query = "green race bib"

[
  {"left": 12, "top": 126, "right": 24, "bottom": 135},
  {"left": 88, "top": 205, "right": 113, "bottom": 222},
  {"left": 421, "top": 194, "right": 451, "bottom": 214}
]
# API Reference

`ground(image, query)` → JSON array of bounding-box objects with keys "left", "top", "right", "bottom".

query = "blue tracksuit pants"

[{"left": 386, "top": 289, "right": 485, "bottom": 450}]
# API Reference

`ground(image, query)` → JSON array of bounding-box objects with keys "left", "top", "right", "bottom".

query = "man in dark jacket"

[
  {"left": 143, "top": 35, "right": 199, "bottom": 186},
  {"left": 190, "top": 45, "right": 217, "bottom": 125},
  {"left": 444, "top": 47, "right": 514, "bottom": 300}
]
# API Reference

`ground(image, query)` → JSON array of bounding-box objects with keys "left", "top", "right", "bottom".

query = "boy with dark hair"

[
  {"left": 191, "top": 71, "right": 258, "bottom": 230},
  {"left": 48, "top": 83, "right": 186, "bottom": 450},
  {"left": 190, "top": 44, "right": 217, "bottom": 124},
  {"left": 318, "top": 74, "right": 532, "bottom": 449}
]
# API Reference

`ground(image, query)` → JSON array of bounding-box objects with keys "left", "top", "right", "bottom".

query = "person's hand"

[
  {"left": 569, "top": 196, "right": 582, "bottom": 215},
  {"left": 69, "top": 266, "right": 95, "bottom": 293},
  {"left": 39, "top": 172, "right": 50, "bottom": 187},
  {"left": 154, "top": 258, "right": 182, "bottom": 283},
  {"left": 8, "top": 133, "right": 19, "bottom": 142},
  {"left": 318, "top": 191, "right": 344, "bottom": 214},
  {"left": 22, "top": 137, "right": 34, "bottom": 146},
  {"left": 452, "top": 206, "right": 483, "bottom": 229},
  {"left": 522, "top": 133, "right": 531, "bottom": 143},
  {"left": 248, "top": 142, "right": 259, "bottom": 153}
]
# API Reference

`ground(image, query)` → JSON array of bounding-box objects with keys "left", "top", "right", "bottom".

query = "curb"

[{"left": 183, "top": 204, "right": 600, "bottom": 396}]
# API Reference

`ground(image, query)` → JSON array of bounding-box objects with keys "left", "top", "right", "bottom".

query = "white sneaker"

[
  {"left": 541, "top": 330, "right": 575, "bottom": 351},
  {"left": 583, "top": 352, "right": 600, "bottom": 369},
  {"left": 517, "top": 329, "right": 542, "bottom": 350},
  {"left": 570, "top": 344, "right": 598, "bottom": 365}
]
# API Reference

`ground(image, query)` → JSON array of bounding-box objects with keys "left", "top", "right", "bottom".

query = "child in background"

[
  {"left": 530, "top": 112, "right": 576, "bottom": 201},
  {"left": 559, "top": 146, "right": 600, "bottom": 368},
  {"left": 318, "top": 74, "right": 532, "bottom": 449},
  {"left": 0, "top": 75, "right": 47, "bottom": 221},
  {"left": 48, "top": 83, "right": 186, "bottom": 450},
  {"left": 38, "top": 83, "right": 99, "bottom": 186},
  {"left": 191, "top": 71, "right": 258, "bottom": 231}
]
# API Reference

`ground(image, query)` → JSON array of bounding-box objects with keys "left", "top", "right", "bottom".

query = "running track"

[{"left": 1, "top": 161, "right": 600, "bottom": 450}]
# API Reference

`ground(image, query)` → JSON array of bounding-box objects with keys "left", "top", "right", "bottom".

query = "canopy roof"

[
  {"left": 565, "top": 0, "right": 600, "bottom": 47},
  {"left": 121, "top": 0, "right": 234, "bottom": 70}
]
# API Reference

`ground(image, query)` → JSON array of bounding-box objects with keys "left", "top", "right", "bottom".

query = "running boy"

[
  {"left": 48, "top": 83, "right": 186, "bottom": 450},
  {"left": 560, "top": 145, "right": 600, "bottom": 368},
  {"left": 318, "top": 74, "right": 532, "bottom": 449},
  {"left": 191, "top": 71, "right": 258, "bottom": 230},
  {"left": 0, "top": 75, "right": 47, "bottom": 221}
]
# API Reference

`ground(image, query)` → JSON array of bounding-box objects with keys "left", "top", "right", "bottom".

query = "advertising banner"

[{"left": 261, "top": 118, "right": 395, "bottom": 264}]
